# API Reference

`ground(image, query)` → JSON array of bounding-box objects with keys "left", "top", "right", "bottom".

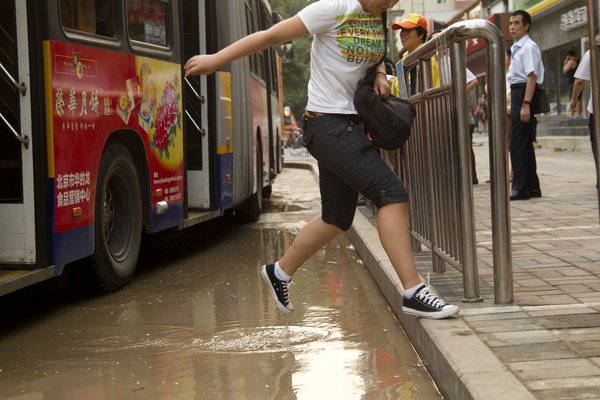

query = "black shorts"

[{"left": 302, "top": 113, "right": 408, "bottom": 231}]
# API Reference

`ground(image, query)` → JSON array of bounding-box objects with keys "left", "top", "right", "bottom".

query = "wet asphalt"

[{"left": 0, "top": 167, "right": 441, "bottom": 400}]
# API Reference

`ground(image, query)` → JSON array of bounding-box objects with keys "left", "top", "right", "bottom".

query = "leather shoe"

[
  {"left": 530, "top": 189, "right": 542, "bottom": 198},
  {"left": 510, "top": 190, "right": 530, "bottom": 201}
]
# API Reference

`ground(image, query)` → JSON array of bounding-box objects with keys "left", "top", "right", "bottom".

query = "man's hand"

[
  {"left": 520, "top": 103, "right": 531, "bottom": 123},
  {"left": 184, "top": 54, "right": 220, "bottom": 77},
  {"left": 373, "top": 74, "right": 390, "bottom": 99}
]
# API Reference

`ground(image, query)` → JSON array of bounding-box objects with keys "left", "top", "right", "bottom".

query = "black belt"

[
  {"left": 510, "top": 83, "right": 527, "bottom": 89},
  {"left": 303, "top": 111, "right": 361, "bottom": 124}
]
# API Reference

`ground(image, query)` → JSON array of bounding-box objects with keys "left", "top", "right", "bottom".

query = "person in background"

[
  {"left": 571, "top": 50, "right": 598, "bottom": 187},
  {"left": 474, "top": 92, "right": 488, "bottom": 132},
  {"left": 563, "top": 49, "right": 582, "bottom": 119},
  {"left": 506, "top": 10, "right": 544, "bottom": 201},
  {"left": 466, "top": 71, "right": 479, "bottom": 184},
  {"left": 185, "top": 0, "right": 459, "bottom": 319},
  {"left": 390, "top": 13, "right": 438, "bottom": 95}
]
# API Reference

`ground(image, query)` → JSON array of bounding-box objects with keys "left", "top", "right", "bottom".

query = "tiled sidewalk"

[
  {"left": 285, "top": 137, "right": 600, "bottom": 399},
  {"left": 354, "top": 137, "right": 600, "bottom": 400}
]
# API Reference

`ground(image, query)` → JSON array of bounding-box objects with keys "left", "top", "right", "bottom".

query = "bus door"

[
  {"left": 0, "top": 0, "right": 36, "bottom": 266},
  {"left": 182, "top": 0, "right": 211, "bottom": 210}
]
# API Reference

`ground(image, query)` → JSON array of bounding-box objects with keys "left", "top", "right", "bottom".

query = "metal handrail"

[
  {"left": 0, "top": 111, "right": 29, "bottom": 148},
  {"left": 184, "top": 77, "right": 204, "bottom": 104},
  {"left": 398, "top": 19, "right": 512, "bottom": 304},
  {"left": 0, "top": 61, "right": 26, "bottom": 95},
  {"left": 185, "top": 109, "right": 205, "bottom": 136}
]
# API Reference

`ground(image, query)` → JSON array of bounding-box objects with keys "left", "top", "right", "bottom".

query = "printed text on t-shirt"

[{"left": 335, "top": 14, "right": 384, "bottom": 64}]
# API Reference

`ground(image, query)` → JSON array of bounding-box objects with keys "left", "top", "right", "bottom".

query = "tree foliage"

[{"left": 269, "top": 0, "right": 316, "bottom": 120}]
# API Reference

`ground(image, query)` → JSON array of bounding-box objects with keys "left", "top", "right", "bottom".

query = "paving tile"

[
  {"left": 551, "top": 327, "right": 600, "bottom": 342},
  {"left": 493, "top": 342, "right": 577, "bottom": 363},
  {"left": 468, "top": 319, "right": 543, "bottom": 334},
  {"left": 526, "top": 376, "right": 600, "bottom": 391},
  {"left": 537, "top": 294, "right": 580, "bottom": 304},
  {"left": 532, "top": 387, "right": 600, "bottom": 400},
  {"left": 481, "top": 330, "right": 560, "bottom": 347},
  {"left": 509, "top": 358, "right": 600, "bottom": 380}
]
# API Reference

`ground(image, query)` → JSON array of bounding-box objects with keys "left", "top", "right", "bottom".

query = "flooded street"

[{"left": 0, "top": 166, "right": 441, "bottom": 399}]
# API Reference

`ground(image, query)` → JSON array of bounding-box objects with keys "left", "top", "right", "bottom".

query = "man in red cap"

[{"left": 391, "top": 12, "right": 428, "bottom": 31}]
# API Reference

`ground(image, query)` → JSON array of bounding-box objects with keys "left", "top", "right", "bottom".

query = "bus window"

[
  {"left": 126, "top": 0, "right": 168, "bottom": 47},
  {"left": 59, "top": 0, "right": 116, "bottom": 38}
]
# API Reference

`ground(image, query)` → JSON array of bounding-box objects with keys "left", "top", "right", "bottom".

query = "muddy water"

[{"left": 0, "top": 167, "right": 441, "bottom": 399}]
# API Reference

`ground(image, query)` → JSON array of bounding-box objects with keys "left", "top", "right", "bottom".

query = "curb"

[
  {"left": 346, "top": 211, "right": 535, "bottom": 400},
  {"left": 284, "top": 159, "right": 534, "bottom": 400}
]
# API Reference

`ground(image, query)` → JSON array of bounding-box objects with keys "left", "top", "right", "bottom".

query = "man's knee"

[{"left": 322, "top": 214, "right": 354, "bottom": 232}]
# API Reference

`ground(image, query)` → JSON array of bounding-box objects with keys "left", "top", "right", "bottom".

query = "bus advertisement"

[{"left": 0, "top": 0, "right": 284, "bottom": 296}]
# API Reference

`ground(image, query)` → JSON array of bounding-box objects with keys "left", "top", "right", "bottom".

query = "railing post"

[
  {"left": 400, "top": 20, "right": 513, "bottom": 304},
  {"left": 451, "top": 41, "right": 481, "bottom": 302},
  {"left": 483, "top": 25, "right": 513, "bottom": 304}
]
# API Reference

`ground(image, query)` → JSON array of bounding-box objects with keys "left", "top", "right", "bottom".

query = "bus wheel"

[
  {"left": 91, "top": 142, "right": 143, "bottom": 291},
  {"left": 237, "top": 148, "right": 263, "bottom": 222},
  {"left": 262, "top": 184, "right": 272, "bottom": 198}
]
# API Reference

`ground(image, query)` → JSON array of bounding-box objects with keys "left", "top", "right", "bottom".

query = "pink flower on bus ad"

[{"left": 151, "top": 77, "right": 181, "bottom": 159}]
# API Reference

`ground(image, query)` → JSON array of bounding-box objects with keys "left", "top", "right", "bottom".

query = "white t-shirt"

[
  {"left": 298, "top": 0, "right": 385, "bottom": 114},
  {"left": 574, "top": 50, "right": 593, "bottom": 114}
]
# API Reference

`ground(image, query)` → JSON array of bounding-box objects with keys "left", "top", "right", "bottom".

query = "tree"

[{"left": 270, "top": 0, "right": 316, "bottom": 120}]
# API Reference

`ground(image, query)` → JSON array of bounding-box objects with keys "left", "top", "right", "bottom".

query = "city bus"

[{"left": 0, "top": 0, "right": 284, "bottom": 295}]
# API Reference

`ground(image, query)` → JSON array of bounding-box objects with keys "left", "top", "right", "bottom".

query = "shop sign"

[{"left": 560, "top": 7, "right": 588, "bottom": 31}]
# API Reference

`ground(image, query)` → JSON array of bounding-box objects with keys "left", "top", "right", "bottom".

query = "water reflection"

[{"left": 0, "top": 168, "right": 440, "bottom": 400}]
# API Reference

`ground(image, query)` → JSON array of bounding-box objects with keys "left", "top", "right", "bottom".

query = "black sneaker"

[
  {"left": 402, "top": 285, "right": 459, "bottom": 319},
  {"left": 261, "top": 264, "right": 293, "bottom": 314}
]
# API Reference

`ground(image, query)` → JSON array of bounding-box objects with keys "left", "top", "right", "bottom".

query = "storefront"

[{"left": 524, "top": 0, "right": 589, "bottom": 115}]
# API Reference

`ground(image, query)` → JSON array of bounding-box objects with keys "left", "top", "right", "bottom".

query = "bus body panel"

[
  {"left": 215, "top": 72, "right": 234, "bottom": 211},
  {"left": 0, "top": 0, "right": 283, "bottom": 295},
  {"left": 44, "top": 39, "right": 184, "bottom": 268}
]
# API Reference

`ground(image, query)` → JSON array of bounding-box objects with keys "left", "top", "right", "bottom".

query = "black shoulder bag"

[{"left": 353, "top": 13, "right": 415, "bottom": 150}]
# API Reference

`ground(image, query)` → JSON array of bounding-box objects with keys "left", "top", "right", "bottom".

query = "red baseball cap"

[{"left": 391, "top": 13, "right": 428, "bottom": 31}]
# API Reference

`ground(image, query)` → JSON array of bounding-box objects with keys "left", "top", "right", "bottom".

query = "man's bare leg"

[
  {"left": 376, "top": 202, "right": 421, "bottom": 289},
  {"left": 278, "top": 216, "right": 343, "bottom": 276}
]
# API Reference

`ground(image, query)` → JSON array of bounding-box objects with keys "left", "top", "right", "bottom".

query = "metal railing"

[{"left": 383, "top": 20, "right": 513, "bottom": 304}]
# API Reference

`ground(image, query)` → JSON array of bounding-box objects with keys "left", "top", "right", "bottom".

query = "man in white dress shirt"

[
  {"left": 506, "top": 10, "right": 544, "bottom": 201},
  {"left": 571, "top": 50, "right": 597, "bottom": 187}
]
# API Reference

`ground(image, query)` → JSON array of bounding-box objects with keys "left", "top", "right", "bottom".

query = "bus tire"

[
  {"left": 91, "top": 142, "right": 143, "bottom": 291},
  {"left": 262, "top": 184, "right": 272, "bottom": 198},
  {"left": 237, "top": 148, "right": 263, "bottom": 222}
]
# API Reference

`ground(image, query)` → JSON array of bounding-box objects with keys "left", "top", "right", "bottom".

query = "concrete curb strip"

[{"left": 346, "top": 210, "right": 536, "bottom": 400}]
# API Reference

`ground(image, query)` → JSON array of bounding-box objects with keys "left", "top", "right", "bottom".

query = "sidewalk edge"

[{"left": 347, "top": 210, "right": 536, "bottom": 400}]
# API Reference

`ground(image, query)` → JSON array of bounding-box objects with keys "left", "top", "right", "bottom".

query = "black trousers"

[
  {"left": 509, "top": 85, "right": 540, "bottom": 194},
  {"left": 590, "top": 113, "right": 598, "bottom": 187}
]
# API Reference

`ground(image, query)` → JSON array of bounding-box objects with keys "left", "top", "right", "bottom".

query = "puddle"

[
  {"left": 193, "top": 326, "right": 329, "bottom": 353},
  {"left": 262, "top": 203, "right": 308, "bottom": 213}
]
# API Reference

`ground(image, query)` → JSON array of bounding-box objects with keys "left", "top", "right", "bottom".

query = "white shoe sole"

[
  {"left": 261, "top": 266, "right": 293, "bottom": 314},
  {"left": 402, "top": 305, "right": 460, "bottom": 319}
]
